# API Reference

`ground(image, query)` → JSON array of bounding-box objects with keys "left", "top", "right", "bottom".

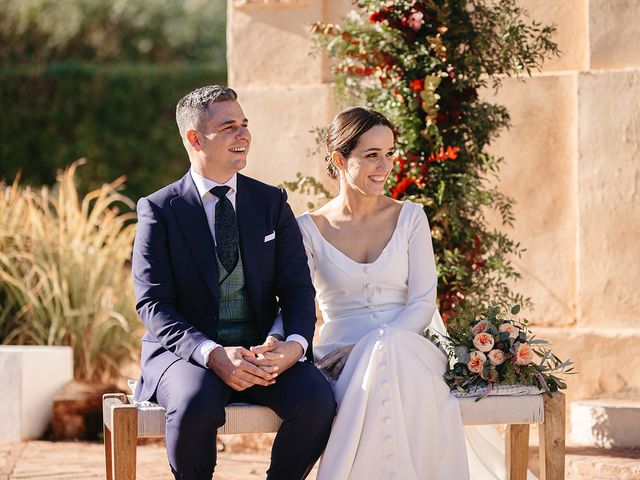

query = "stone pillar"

[
  {"left": 481, "top": 0, "right": 640, "bottom": 405},
  {"left": 228, "top": 0, "right": 341, "bottom": 211}
]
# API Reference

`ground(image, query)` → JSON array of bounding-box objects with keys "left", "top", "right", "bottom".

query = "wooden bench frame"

[{"left": 103, "top": 391, "right": 565, "bottom": 480}]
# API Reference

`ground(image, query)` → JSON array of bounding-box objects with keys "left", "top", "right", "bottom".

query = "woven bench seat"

[
  {"left": 458, "top": 394, "right": 545, "bottom": 425},
  {"left": 103, "top": 391, "right": 565, "bottom": 480},
  {"left": 103, "top": 396, "right": 283, "bottom": 438},
  {"left": 105, "top": 393, "right": 546, "bottom": 437}
]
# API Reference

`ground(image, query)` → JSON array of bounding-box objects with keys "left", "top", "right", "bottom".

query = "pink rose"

[
  {"left": 473, "top": 332, "right": 495, "bottom": 352},
  {"left": 515, "top": 343, "right": 534, "bottom": 365},
  {"left": 467, "top": 351, "right": 486, "bottom": 374},
  {"left": 487, "top": 349, "right": 505, "bottom": 366},
  {"left": 472, "top": 320, "right": 490, "bottom": 336},
  {"left": 499, "top": 322, "right": 518, "bottom": 339},
  {"left": 404, "top": 10, "right": 425, "bottom": 32}
]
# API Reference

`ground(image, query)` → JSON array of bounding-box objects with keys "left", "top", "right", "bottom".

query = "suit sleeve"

[
  {"left": 273, "top": 190, "right": 316, "bottom": 350},
  {"left": 132, "top": 197, "right": 210, "bottom": 367},
  {"left": 388, "top": 204, "right": 437, "bottom": 334}
]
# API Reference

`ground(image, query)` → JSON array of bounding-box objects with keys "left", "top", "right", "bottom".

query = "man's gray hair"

[{"left": 175, "top": 85, "right": 238, "bottom": 136}]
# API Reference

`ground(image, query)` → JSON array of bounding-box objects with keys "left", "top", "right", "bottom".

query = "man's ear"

[{"left": 186, "top": 129, "right": 201, "bottom": 150}]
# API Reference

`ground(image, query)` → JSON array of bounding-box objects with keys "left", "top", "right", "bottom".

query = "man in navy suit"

[{"left": 132, "top": 85, "right": 335, "bottom": 480}]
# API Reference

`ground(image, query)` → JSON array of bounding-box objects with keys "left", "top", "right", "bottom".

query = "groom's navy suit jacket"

[{"left": 131, "top": 172, "right": 316, "bottom": 402}]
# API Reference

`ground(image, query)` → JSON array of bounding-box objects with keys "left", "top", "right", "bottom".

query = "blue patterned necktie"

[{"left": 210, "top": 186, "right": 239, "bottom": 274}]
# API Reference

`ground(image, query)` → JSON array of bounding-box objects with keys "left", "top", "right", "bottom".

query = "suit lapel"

[
  {"left": 236, "top": 174, "right": 263, "bottom": 317},
  {"left": 170, "top": 173, "right": 219, "bottom": 301}
]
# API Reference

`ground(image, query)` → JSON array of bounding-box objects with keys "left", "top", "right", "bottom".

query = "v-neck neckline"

[{"left": 303, "top": 201, "right": 408, "bottom": 266}]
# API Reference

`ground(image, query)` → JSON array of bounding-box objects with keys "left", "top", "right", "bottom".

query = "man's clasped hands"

[{"left": 206, "top": 338, "right": 303, "bottom": 391}]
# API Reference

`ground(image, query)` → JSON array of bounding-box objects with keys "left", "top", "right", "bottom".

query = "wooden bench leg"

[
  {"left": 111, "top": 404, "right": 138, "bottom": 480},
  {"left": 539, "top": 392, "right": 566, "bottom": 480},
  {"left": 104, "top": 422, "right": 114, "bottom": 480},
  {"left": 506, "top": 424, "right": 530, "bottom": 480}
]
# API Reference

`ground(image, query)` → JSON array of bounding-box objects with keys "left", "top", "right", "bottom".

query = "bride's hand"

[{"left": 316, "top": 345, "right": 354, "bottom": 380}]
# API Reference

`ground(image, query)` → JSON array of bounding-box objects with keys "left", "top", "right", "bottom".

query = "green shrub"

[
  {"left": 0, "top": 160, "right": 141, "bottom": 383},
  {"left": 0, "top": 0, "right": 226, "bottom": 65},
  {"left": 0, "top": 62, "right": 226, "bottom": 202}
]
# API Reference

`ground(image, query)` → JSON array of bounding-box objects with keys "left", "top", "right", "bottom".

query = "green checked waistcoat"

[{"left": 214, "top": 250, "right": 262, "bottom": 347}]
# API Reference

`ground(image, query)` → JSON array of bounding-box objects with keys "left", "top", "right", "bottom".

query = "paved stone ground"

[
  {"left": 0, "top": 441, "right": 319, "bottom": 480},
  {"left": 1, "top": 439, "right": 639, "bottom": 479}
]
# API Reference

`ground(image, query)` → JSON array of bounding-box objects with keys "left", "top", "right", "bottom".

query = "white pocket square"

[{"left": 264, "top": 232, "right": 276, "bottom": 242}]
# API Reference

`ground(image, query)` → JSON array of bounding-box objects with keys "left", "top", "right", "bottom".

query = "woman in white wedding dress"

[
  {"left": 295, "top": 106, "right": 468, "bottom": 480},
  {"left": 294, "top": 106, "right": 535, "bottom": 480}
]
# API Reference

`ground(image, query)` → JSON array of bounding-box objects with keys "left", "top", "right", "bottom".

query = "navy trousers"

[{"left": 154, "top": 359, "right": 336, "bottom": 480}]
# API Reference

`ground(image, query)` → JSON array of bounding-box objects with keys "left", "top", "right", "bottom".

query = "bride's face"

[{"left": 337, "top": 125, "right": 395, "bottom": 197}]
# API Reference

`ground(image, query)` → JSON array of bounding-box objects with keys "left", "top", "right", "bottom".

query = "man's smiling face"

[{"left": 187, "top": 100, "right": 251, "bottom": 182}]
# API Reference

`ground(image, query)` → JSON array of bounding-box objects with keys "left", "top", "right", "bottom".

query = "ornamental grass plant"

[{"left": 0, "top": 160, "right": 141, "bottom": 383}]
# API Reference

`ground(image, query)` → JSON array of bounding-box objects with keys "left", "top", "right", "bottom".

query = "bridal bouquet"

[{"left": 429, "top": 303, "right": 574, "bottom": 400}]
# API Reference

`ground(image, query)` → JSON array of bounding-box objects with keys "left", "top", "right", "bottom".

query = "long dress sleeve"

[
  {"left": 299, "top": 217, "right": 317, "bottom": 279},
  {"left": 388, "top": 203, "right": 437, "bottom": 334}
]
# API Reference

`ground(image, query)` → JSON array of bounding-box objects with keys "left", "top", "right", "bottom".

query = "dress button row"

[{"left": 377, "top": 328, "right": 385, "bottom": 337}]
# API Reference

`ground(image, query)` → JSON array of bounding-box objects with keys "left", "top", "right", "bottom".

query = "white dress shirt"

[{"left": 189, "top": 168, "right": 308, "bottom": 367}]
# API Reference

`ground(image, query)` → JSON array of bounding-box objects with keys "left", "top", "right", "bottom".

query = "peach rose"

[
  {"left": 515, "top": 343, "right": 534, "bottom": 365},
  {"left": 467, "top": 351, "right": 487, "bottom": 374},
  {"left": 499, "top": 322, "right": 518, "bottom": 339},
  {"left": 487, "top": 349, "right": 505, "bottom": 366},
  {"left": 472, "top": 320, "right": 490, "bottom": 335},
  {"left": 473, "top": 332, "right": 495, "bottom": 352}
]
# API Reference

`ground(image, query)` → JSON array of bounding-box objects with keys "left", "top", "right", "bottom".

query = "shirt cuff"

[
  {"left": 198, "top": 340, "right": 222, "bottom": 369},
  {"left": 268, "top": 314, "right": 284, "bottom": 338},
  {"left": 286, "top": 334, "right": 308, "bottom": 362}
]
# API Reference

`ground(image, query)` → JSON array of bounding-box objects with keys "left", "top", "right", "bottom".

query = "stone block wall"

[{"left": 227, "top": 0, "right": 640, "bottom": 404}]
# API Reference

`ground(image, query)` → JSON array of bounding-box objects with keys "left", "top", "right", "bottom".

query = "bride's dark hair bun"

[{"left": 325, "top": 107, "right": 395, "bottom": 180}]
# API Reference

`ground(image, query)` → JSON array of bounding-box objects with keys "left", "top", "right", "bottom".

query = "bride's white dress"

[{"left": 297, "top": 201, "right": 530, "bottom": 480}]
